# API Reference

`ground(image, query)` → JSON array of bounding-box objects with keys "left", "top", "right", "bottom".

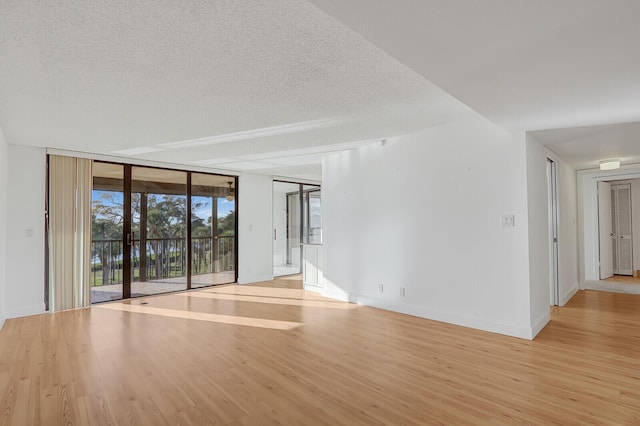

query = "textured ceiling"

[
  {"left": 309, "top": 0, "right": 640, "bottom": 169},
  {"left": 4, "top": 1, "right": 639, "bottom": 176},
  {"left": 0, "top": 0, "right": 466, "bottom": 180},
  {"left": 309, "top": 0, "right": 640, "bottom": 132}
]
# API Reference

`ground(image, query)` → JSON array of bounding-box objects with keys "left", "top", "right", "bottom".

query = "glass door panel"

[
  {"left": 191, "top": 173, "right": 236, "bottom": 288},
  {"left": 273, "top": 181, "right": 302, "bottom": 276},
  {"left": 303, "top": 185, "right": 322, "bottom": 244},
  {"left": 131, "top": 166, "right": 187, "bottom": 297},
  {"left": 91, "top": 162, "right": 125, "bottom": 303}
]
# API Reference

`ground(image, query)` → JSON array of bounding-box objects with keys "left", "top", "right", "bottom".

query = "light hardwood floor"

[
  {"left": 1, "top": 278, "right": 639, "bottom": 425},
  {"left": 605, "top": 274, "right": 640, "bottom": 284}
]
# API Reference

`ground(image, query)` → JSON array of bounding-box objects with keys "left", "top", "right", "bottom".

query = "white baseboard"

[
  {"left": 237, "top": 274, "right": 274, "bottom": 285},
  {"left": 5, "top": 302, "right": 46, "bottom": 319},
  {"left": 0, "top": 317, "right": 4, "bottom": 331},
  {"left": 324, "top": 291, "right": 535, "bottom": 340},
  {"left": 560, "top": 283, "right": 579, "bottom": 306},
  {"left": 303, "top": 284, "right": 323, "bottom": 293},
  {"left": 530, "top": 310, "right": 550, "bottom": 339},
  {"left": 322, "top": 288, "right": 349, "bottom": 302}
]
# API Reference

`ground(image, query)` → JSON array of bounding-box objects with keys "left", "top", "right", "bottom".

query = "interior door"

[
  {"left": 598, "top": 181, "right": 614, "bottom": 279},
  {"left": 613, "top": 183, "right": 633, "bottom": 275},
  {"left": 547, "top": 159, "right": 559, "bottom": 305}
]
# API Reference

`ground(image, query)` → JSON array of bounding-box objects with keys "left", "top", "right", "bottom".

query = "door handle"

[{"left": 274, "top": 229, "right": 277, "bottom": 240}]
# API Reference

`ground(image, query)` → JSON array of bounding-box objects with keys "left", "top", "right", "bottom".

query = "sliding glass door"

[
  {"left": 130, "top": 166, "right": 188, "bottom": 297},
  {"left": 90, "top": 162, "right": 237, "bottom": 303},
  {"left": 90, "top": 162, "right": 125, "bottom": 302},
  {"left": 191, "top": 173, "right": 236, "bottom": 288}
]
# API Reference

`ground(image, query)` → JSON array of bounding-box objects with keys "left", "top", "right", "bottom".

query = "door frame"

[
  {"left": 272, "top": 179, "right": 321, "bottom": 277},
  {"left": 547, "top": 157, "right": 560, "bottom": 305},
  {"left": 578, "top": 166, "right": 640, "bottom": 284}
]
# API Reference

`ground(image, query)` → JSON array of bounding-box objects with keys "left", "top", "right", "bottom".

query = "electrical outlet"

[
  {"left": 500, "top": 215, "right": 515, "bottom": 227},
  {"left": 378, "top": 284, "right": 384, "bottom": 293},
  {"left": 400, "top": 287, "right": 405, "bottom": 297}
]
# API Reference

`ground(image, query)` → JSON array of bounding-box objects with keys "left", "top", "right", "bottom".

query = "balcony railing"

[{"left": 91, "top": 236, "right": 235, "bottom": 287}]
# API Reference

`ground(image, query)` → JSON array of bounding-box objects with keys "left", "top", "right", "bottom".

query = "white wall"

[
  {"left": 323, "top": 113, "right": 536, "bottom": 339},
  {"left": 4, "top": 145, "right": 47, "bottom": 318},
  {"left": 557, "top": 159, "right": 579, "bottom": 303},
  {"left": 237, "top": 173, "right": 274, "bottom": 284},
  {"left": 0, "top": 128, "right": 8, "bottom": 328}
]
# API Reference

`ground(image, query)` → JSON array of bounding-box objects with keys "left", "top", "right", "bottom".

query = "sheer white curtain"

[{"left": 48, "top": 155, "right": 93, "bottom": 311}]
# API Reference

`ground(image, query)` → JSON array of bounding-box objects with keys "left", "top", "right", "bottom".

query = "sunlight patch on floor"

[
  {"left": 94, "top": 303, "right": 303, "bottom": 330},
  {"left": 204, "top": 285, "right": 328, "bottom": 301},
  {"left": 174, "top": 291, "right": 358, "bottom": 310}
]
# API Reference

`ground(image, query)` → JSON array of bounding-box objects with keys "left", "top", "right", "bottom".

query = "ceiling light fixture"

[
  {"left": 599, "top": 159, "right": 620, "bottom": 170},
  {"left": 226, "top": 182, "right": 235, "bottom": 201}
]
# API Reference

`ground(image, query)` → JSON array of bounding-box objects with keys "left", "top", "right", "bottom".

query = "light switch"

[{"left": 500, "top": 215, "right": 515, "bottom": 227}]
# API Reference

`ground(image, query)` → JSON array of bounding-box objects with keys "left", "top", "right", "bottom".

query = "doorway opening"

[
  {"left": 597, "top": 178, "right": 639, "bottom": 285},
  {"left": 272, "top": 180, "right": 322, "bottom": 277}
]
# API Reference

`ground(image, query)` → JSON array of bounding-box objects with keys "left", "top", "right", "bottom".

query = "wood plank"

[{"left": 1, "top": 282, "right": 640, "bottom": 425}]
